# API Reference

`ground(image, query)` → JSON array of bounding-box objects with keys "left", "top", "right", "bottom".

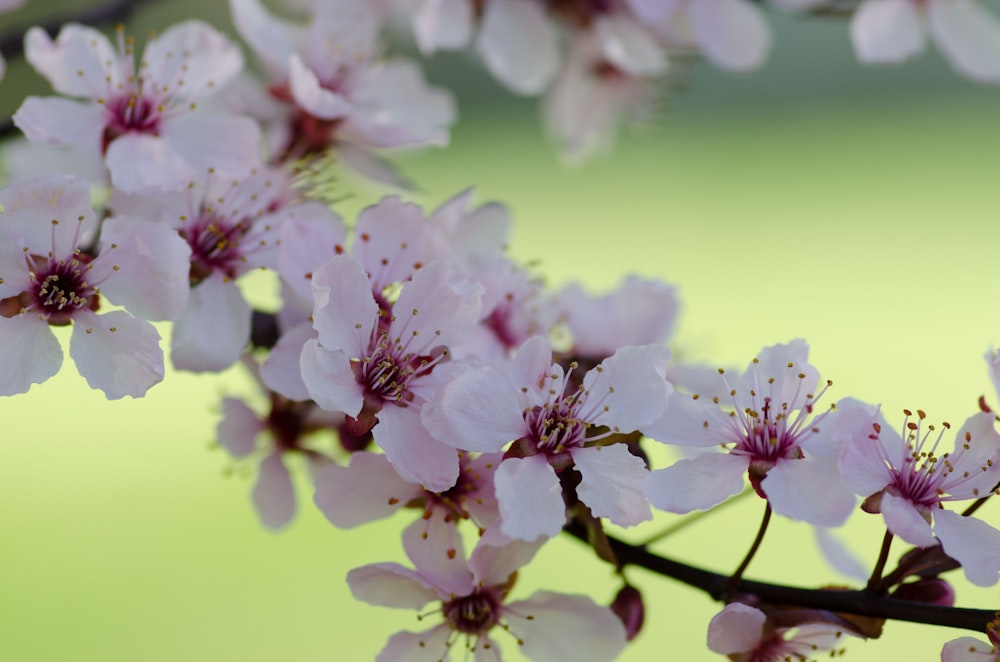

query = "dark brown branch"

[{"left": 562, "top": 520, "right": 996, "bottom": 633}]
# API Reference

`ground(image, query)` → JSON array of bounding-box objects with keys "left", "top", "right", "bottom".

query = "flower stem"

[
  {"left": 867, "top": 529, "right": 895, "bottom": 594},
  {"left": 728, "top": 502, "right": 772, "bottom": 593}
]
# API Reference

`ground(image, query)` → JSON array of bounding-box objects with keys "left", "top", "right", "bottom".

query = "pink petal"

[
  {"left": 933, "top": 508, "right": 1000, "bottom": 587},
  {"left": 643, "top": 452, "right": 749, "bottom": 514},
  {"left": 573, "top": 444, "right": 652, "bottom": 527},
  {"left": 171, "top": 274, "right": 251, "bottom": 372},
  {"left": 310, "top": 254, "right": 377, "bottom": 357},
  {"left": 850, "top": 0, "right": 925, "bottom": 63},
  {"left": 468, "top": 529, "right": 544, "bottom": 586},
  {"left": 24, "top": 25, "right": 118, "bottom": 97},
  {"left": 70, "top": 309, "right": 164, "bottom": 399},
  {"left": 300, "top": 340, "right": 363, "bottom": 416},
  {"left": 376, "top": 625, "right": 451, "bottom": 662},
  {"left": 941, "top": 636, "right": 996, "bottom": 661},
  {"left": 494, "top": 455, "right": 566, "bottom": 541},
  {"left": 942, "top": 412, "right": 1000, "bottom": 499},
  {"left": 476, "top": 0, "right": 560, "bottom": 95},
  {"left": 0, "top": 315, "right": 61, "bottom": 396},
  {"left": 428, "top": 188, "right": 511, "bottom": 267},
  {"left": 289, "top": 54, "right": 351, "bottom": 120},
  {"left": 260, "top": 322, "right": 315, "bottom": 401},
  {"left": 582, "top": 344, "right": 671, "bottom": 433},
  {"left": 276, "top": 205, "right": 347, "bottom": 303},
  {"left": 105, "top": 132, "right": 197, "bottom": 193},
  {"left": 402, "top": 517, "right": 473, "bottom": 597},
  {"left": 762, "top": 457, "right": 856, "bottom": 526},
  {"left": 160, "top": 111, "right": 262, "bottom": 181},
  {"left": 625, "top": 0, "right": 681, "bottom": 22},
  {"left": 643, "top": 392, "right": 733, "bottom": 448},
  {"left": 353, "top": 196, "right": 432, "bottom": 290},
  {"left": 375, "top": 406, "right": 460, "bottom": 492},
  {"left": 690, "top": 0, "right": 772, "bottom": 71},
  {"left": 0, "top": 174, "right": 98, "bottom": 252},
  {"left": 414, "top": 0, "right": 475, "bottom": 53},
  {"left": 347, "top": 563, "right": 441, "bottom": 610},
  {"left": 13, "top": 96, "right": 104, "bottom": 153},
  {"left": 707, "top": 603, "right": 765, "bottom": 654},
  {"left": 390, "top": 260, "right": 483, "bottom": 354},
  {"left": 739, "top": 339, "right": 818, "bottom": 413},
  {"left": 835, "top": 399, "right": 896, "bottom": 497},
  {"left": 96, "top": 218, "right": 191, "bottom": 321},
  {"left": 342, "top": 60, "right": 456, "bottom": 148},
  {"left": 142, "top": 20, "right": 244, "bottom": 100},
  {"left": 505, "top": 591, "right": 627, "bottom": 662},
  {"left": 881, "top": 492, "right": 936, "bottom": 547},
  {"left": 313, "top": 452, "right": 422, "bottom": 528},
  {"left": 422, "top": 365, "right": 527, "bottom": 452},
  {"left": 217, "top": 398, "right": 264, "bottom": 458},
  {"left": 593, "top": 14, "right": 668, "bottom": 76},
  {"left": 336, "top": 143, "right": 417, "bottom": 190},
  {"left": 252, "top": 452, "right": 296, "bottom": 529},
  {"left": 228, "top": 0, "right": 298, "bottom": 80}
]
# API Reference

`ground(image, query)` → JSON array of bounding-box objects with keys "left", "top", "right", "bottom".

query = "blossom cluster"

[{"left": 3, "top": 0, "right": 1000, "bottom": 660}]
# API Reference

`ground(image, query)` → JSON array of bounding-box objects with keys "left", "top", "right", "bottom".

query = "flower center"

[
  {"left": 442, "top": 588, "right": 502, "bottom": 635},
  {"left": 525, "top": 397, "right": 588, "bottom": 455},
  {"left": 20, "top": 252, "right": 100, "bottom": 325},
  {"left": 180, "top": 215, "right": 251, "bottom": 284},
  {"left": 102, "top": 94, "right": 161, "bottom": 149}
]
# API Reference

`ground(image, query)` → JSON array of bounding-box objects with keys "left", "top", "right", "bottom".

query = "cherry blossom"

[
  {"left": 838, "top": 401, "right": 1000, "bottom": 586},
  {"left": 300, "top": 254, "right": 483, "bottom": 492},
  {"left": 647, "top": 0, "right": 772, "bottom": 72},
  {"left": 424, "top": 335, "right": 671, "bottom": 540},
  {"left": 942, "top": 616, "right": 1000, "bottom": 661},
  {"left": 347, "top": 526, "right": 627, "bottom": 661},
  {"left": 707, "top": 602, "right": 852, "bottom": 660},
  {"left": 850, "top": 0, "right": 1000, "bottom": 83},
  {"left": 0, "top": 175, "right": 190, "bottom": 397},
  {"left": 642, "top": 340, "right": 857, "bottom": 527},
  {"left": 14, "top": 21, "right": 260, "bottom": 193}
]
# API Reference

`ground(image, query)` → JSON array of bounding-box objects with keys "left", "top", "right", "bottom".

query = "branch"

[{"left": 562, "top": 520, "right": 996, "bottom": 633}]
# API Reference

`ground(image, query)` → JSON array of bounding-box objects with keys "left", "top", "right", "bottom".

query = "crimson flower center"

[
  {"left": 181, "top": 216, "right": 251, "bottom": 283},
  {"left": 30, "top": 253, "right": 99, "bottom": 325},
  {"left": 442, "top": 588, "right": 502, "bottom": 635}
]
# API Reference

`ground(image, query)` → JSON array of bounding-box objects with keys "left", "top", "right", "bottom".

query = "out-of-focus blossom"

[{"left": 707, "top": 603, "right": 852, "bottom": 660}]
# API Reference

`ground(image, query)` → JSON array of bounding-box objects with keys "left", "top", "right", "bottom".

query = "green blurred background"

[{"left": 2, "top": 0, "right": 1000, "bottom": 660}]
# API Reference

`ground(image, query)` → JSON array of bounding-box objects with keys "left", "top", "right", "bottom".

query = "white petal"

[
  {"left": 929, "top": 0, "right": 1000, "bottom": 82},
  {"left": 594, "top": 14, "right": 668, "bottom": 76},
  {"left": 422, "top": 365, "right": 527, "bottom": 452},
  {"left": 376, "top": 625, "right": 451, "bottom": 662},
  {"left": 643, "top": 453, "right": 749, "bottom": 513},
  {"left": 468, "top": 532, "right": 543, "bottom": 587},
  {"left": 850, "top": 0, "right": 926, "bottom": 63},
  {"left": 300, "top": 340, "right": 363, "bottom": 416},
  {"left": 505, "top": 591, "right": 626, "bottom": 662},
  {"left": 402, "top": 517, "right": 473, "bottom": 597},
  {"left": 476, "top": 0, "right": 560, "bottom": 95},
  {"left": 12, "top": 97, "right": 104, "bottom": 153},
  {"left": 276, "top": 204, "right": 347, "bottom": 303},
  {"left": 881, "top": 492, "right": 936, "bottom": 547},
  {"left": 495, "top": 456, "right": 566, "bottom": 541},
  {"left": 762, "top": 457, "right": 856, "bottom": 526},
  {"left": 105, "top": 132, "right": 197, "bottom": 193},
  {"left": 70, "top": 309, "right": 164, "bottom": 399},
  {"left": 933, "top": 508, "right": 1000, "bottom": 587},
  {"left": 941, "top": 636, "right": 996, "bottom": 661},
  {"left": 24, "top": 25, "right": 118, "bottom": 97},
  {"left": 391, "top": 260, "right": 483, "bottom": 353},
  {"left": 96, "top": 217, "right": 191, "bottom": 321},
  {"left": 836, "top": 400, "right": 896, "bottom": 498},
  {"left": 707, "top": 603, "right": 765, "bottom": 654},
  {"left": 313, "top": 452, "right": 422, "bottom": 528},
  {"left": 310, "top": 255, "right": 377, "bottom": 357},
  {"left": 690, "top": 0, "right": 772, "bottom": 71},
  {"left": 414, "top": 0, "right": 474, "bottom": 53},
  {"left": 740, "top": 339, "right": 818, "bottom": 412},
  {"left": 252, "top": 452, "right": 296, "bottom": 530},
  {"left": 228, "top": 0, "right": 298, "bottom": 80},
  {"left": 643, "top": 392, "right": 733, "bottom": 448},
  {"left": 582, "top": 344, "right": 672, "bottom": 433},
  {"left": 0, "top": 315, "right": 61, "bottom": 396},
  {"left": 260, "top": 322, "right": 315, "bottom": 401},
  {"left": 353, "top": 196, "right": 432, "bottom": 290},
  {"left": 289, "top": 54, "right": 351, "bottom": 120},
  {"left": 171, "top": 274, "right": 251, "bottom": 372},
  {"left": 375, "top": 406, "right": 460, "bottom": 492},
  {"left": 347, "top": 563, "right": 440, "bottom": 609},
  {"left": 0, "top": 174, "right": 98, "bottom": 252},
  {"left": 574, "top": 445, "right": 652, "bottom": 527},
  {"left": 142, "top": 20, "right": 244, "bottom": 100},
  {"left": 160, "top": 111, "right": 262, "bottom": 181},
  {"left": 625, "top": 0, "right": 680, "bottom": 23},
  {"left": 217, "top": 397, "right": 263, "bottom": 458},
  {"left": 336, "top": 143, "right": 416, "bottom": 190}
]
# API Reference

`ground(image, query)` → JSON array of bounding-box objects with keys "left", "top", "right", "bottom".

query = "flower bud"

[{"left": 610, "top": 585, "right": 645, "bottom": 641}]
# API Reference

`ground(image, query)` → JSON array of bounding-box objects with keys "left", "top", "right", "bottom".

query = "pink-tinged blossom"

[
  {"left": 0, "top": 176, "right": 190, "bottom": 398},
  {"left": 313, "top": 450, "right": 500, "bottom": 532},
  {"left": 837, "top": 400, "right": 1000, "bottom": 586},
  {"left": 14, "top": 21, "right": 260, "bottom": 193},
  {"left": 850, "top": 0, "right": 1000, "bottom": 83},
  {"left": 347, "top": 526, "right": 627, "bottom": 661},
  {"left": 300, "top": 254, "right": 483, "bottom": 492},
  {"left": 942, "top": 617, "right": 1000, "bottom": 661},
  {"left": 217, "top": 388, "right": 335, "bottom": 530},
  {"left": 424, "top": 335, "right": 671, "bottom": 540},
  {"left": 707, "top": 602, "right": 852, "bottom": 660},
  {"left": 642, "top": 340, "right": 857, "bottom": 527},
  {"left": 647, "top": 0, "right": 772, "bottom": 72},
  {"left": 115, "top": 167, "right": 320, "bottom": 372},
  {"left": 230, "top": 0, "right": 455, "bottom": 171}
]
